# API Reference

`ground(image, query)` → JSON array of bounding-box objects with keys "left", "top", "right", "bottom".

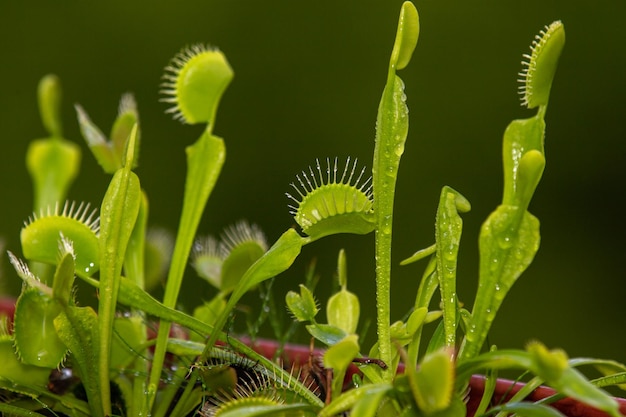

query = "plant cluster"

[{"left": 1, "top": 2, "right": 626, "bottom": 417}]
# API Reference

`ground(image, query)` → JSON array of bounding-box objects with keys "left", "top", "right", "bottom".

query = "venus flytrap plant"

[
  {"left": 28, "top": 75, "right": 81, "bottom": 215},
  {"left": 6, "top": 3, "right": 626, "bottom": 417},
  {"left": 371, "top": 1, "right": 419, "bottom": 382},
  {"left": 457, "top": 21, "right": 566, "bottom": 365},
  {"left": 434, "top": 186, "right": 470, "bottom": 350},
  {"left": 148, "top": 45, "right": 231, "bottom": 411},
  {"left": 27, "top": 75, "right": 81, "bottom": 285},
  {"left": 97, "top": 124, "right": 142, "bottom": 416}
]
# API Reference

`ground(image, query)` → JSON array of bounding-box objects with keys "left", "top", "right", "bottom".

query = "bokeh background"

[{"left": 1, "top": 0, "right": 625, "bottom": 364}]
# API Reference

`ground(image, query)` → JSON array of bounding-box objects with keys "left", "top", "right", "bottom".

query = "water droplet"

[{"left": 498, "top": 235, "right": 513, "bottom": 249}]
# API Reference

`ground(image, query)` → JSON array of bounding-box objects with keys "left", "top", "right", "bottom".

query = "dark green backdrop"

[{"left": 1, "top": 1, "right": 625, "bottom": 363}]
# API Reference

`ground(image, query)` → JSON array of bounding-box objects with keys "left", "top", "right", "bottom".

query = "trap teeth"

[{"left": 287, "top": 157, "right": 375, "bottom": 240}]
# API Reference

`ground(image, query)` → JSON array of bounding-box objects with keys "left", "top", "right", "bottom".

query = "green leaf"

[
  {"left": 38, "top": 74, "right": 63, "bottom": 137},
  {"left": 54, "top": 306, "right": 104, "bottom": 417},
  {"left": 201, "top": 228, "right": 305, "bottom": 362},
  {"left": 349, "top": 383, "right": 392, "bottom": 417},
  {"left": 527, "top": 342, "right": 621, "bottom": 417},
  {"left": 502, "top": 116, "right": 546, "bottom": 208},
  {"left": 324, "top": 334, "right": 360, "bottom": 400},
  {"left": 319, "top": 384, "right": 392, "bottom": 417},
  {"left": 26, "top": 138, "right": 81, "bottom": 213},
  {"left": 75, "top": 94, "right": 140, "bottom": 173},
  {"left": 411, "top": 348, "right": 455, "bottom": 414},
  {"left": 459, "top": 207, "right": 540, "bottom": 362},
  {"left": 327, "top": 288, "right": 360, "bottom": 335},
  {"left": 0, "top": 337, "right": 50, "bottom": 388},
  {"left": 435, "top": 186, "right": 470, "bottom": 348},
  {"left": 286, "top": 284, "right": 318, "bottom": 323},
  {"left": 306, "top": 323, "right": 348, "bottom": 346},
  {"left": 97, "top": 125, "right": 141, "bottom": 416},
  {"left": 51, "top": 238, "right": 77, "bottom": 305},
  {"left": 221, "top": 239, "right": 267, "bottom": 293},
  {"left": 390, "top": 1, "right": 419, "bottom": 71},
  {"left": 13, "top": 289, "right": 65, "bottom": 368},
  {"left": 110, "top": 94, "right": 140, "bottom": 166},
  {"left": 149, "top": 130, "right": 226, "bottom": 410},
  {"left": 75, "top": 104, "right": 120, "bottom": 173}
]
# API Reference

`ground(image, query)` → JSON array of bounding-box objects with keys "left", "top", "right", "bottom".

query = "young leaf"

[
  {"left": 306, "top": 323, "right": 348, "bottom": 346},
  {"left": 410, "top": 348, "right": 455, "bottom": 415},
  {"left": 435, "top": 186, "right": 470, "bottom": 348},
  {"left": 527, "top": 342, "right": 622, "bottom": 417},
  {"left": 200, "top": 228, "right": 306, "bottom": 365},
  {"left": 28, "top": 75, "right": 81, "bottom": 213},
  {"left": 286, "top": 284, "right": 319, "bottom": 322},
  {"left": 390, "top": 1, "right": 420, "bottom": 71},
  {"left": 372, "top": 2, "right": 419, "bottom": 381},
  {"left": 38, "top": 74, "right": 63, "bottom": 137},
  {"left": 327, "top": 250, "right": 360, "bottom": 335},
  {"left": 97, "top": 124, "right": 141, "bottom": 415},
  {"left": 459, "top": 207, "right": 540, "bottom": 361},
  {"left": 323, "top": 334, "right": 360, "bottom": 400},
  {"left": 13, "top": 289, "right": 65, "bottom": 368},
  {"left": 54, "top": 306, "right": 104, "bottom": 417}
]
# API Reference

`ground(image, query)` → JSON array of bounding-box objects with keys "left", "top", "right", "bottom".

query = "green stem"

[{"left": 146, "top": 129, "right": 225, "bottom": 411}]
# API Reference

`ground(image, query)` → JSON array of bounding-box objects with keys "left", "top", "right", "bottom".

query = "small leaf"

[
  {"left": 26, "top": 138, "right": 81, "bottom": 212},
  {"left": 327, "top": 249, "right": 360, "bottom": 334},
  {"left": 327, "top": 288, "right": 360, "bottom": 335},
  {"left": 405, "top": 307, "right": 427, "bottom": 335},
  {"left": 306, "top": 323, "right": 347, "bottom": 346},
  {"left": 0, "top": 337, "right": 50, "bottom": 388},
  {"left": 75, "top": 104, "right": 120, "bottom": 173},
  {"left": 323, "top": 334, "right": 360, "bottom": 400},
  {"left": 13, "top": 289, "right": 66, "bottom": 368},
  {"left": 323, "top": 334, "right": 360, "bottom": 370},
  {"left": 286, "top": 284, "right": 318, "bottom": 322},
  {"left": 54, "top": 306, "right": 105, "bottom": 417},
  {"left": 412, "top": 348, "right": 455, "bottom": 414},
  {"left": 38, "top": 74, "right": 63, "bottom": 137},
  {"left": 435, "top": 186, "right": 470, "bottom": 348},
  {"left": 527, "top": 342, "right": 621, "bottom": 417},
  {"left": 527, "top": 341, "right": 569, "bottom": 382},
  {"left": 201, "top": 228, "right": 306, "bottom": 360},
  {"left": 51, "top": 237, "right": 77, "bottom": 305},
  {"left": 348, "top": 384, "right": 392, "bottom": 417},
  {"left": 110, "top": 93, "right": 140, "bottom": 166},
  {"left": 390, "top": 1, "right": 420, "bottom": 71},
  {"left": 220, "top": 221, "right": 268, "bottom": 293}
]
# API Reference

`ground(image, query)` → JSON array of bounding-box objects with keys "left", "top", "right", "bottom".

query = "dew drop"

[{"left": 498, "top": 235, "right": 512, "bottom": 249}]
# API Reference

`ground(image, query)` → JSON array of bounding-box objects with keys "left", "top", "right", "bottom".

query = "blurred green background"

[{"left": 1, "top": 1, "right": 625, "bottom": 363}]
